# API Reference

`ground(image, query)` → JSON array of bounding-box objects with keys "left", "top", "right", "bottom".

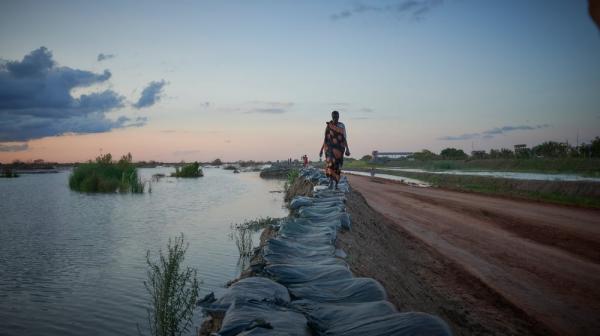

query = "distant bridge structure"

[{"left": 372, "top": 150, "right": 414, "bottom": 160}]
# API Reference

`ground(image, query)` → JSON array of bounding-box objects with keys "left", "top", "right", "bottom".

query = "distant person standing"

[
  {"left": 319, "top": 110, "right": 350, "bottom": 189},
  {"left": 302, "top": 155, "right": 308, "bottom": 168}
]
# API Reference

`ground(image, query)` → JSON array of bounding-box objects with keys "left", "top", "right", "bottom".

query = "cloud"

[
  {"left": 0, "top": 142, "right": 28, "bottom": 152},
  {"left": 331, "top": 0, "right": 444, "bottom": 21},
  {"left": 481, "top": 124, "right": 550, "bottom": 136},
  {"left": 359, "top": 107, "right": 375, "bottom": 113},
  {"left": 438, "top": 124, "right": 550, "bottom": 141},
  {"left": 134, "top": 80, "right": 166, "bottom": 109},
  {"left": 244, "top": 101, "right": 294, "bottom": 114},
  {"left": 437, "top": 133, "right": 481, "bottom": 141},
  {"left": 97, "top": 53, "right": 115, "bottom": 62},
  {"left": 0, "top": 47, "right": 143, "bottom": 142}
]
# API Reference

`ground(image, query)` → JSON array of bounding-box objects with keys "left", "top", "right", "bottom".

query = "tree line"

[{"left": 361, "top": 137, "right": 600, "bottom": 161}]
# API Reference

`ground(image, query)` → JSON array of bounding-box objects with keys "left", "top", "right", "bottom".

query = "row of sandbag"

[{"left": 204, "top": 168, "right": 451, "bottom": 336}]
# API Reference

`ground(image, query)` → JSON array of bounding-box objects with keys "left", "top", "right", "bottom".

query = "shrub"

[
  {"left": 171, "top": 162, "right": 203, "bottom": 177},
  {"left": 143, "top": 234, "right": 200, "bottom": 336}
]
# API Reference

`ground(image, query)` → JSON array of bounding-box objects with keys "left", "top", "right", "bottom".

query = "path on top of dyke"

[
  {"left": 201, "top": 168, "right": 452, "bottom": 336},
  {"left": 347, "top": 173, "right": 600, "bottom": 336}
]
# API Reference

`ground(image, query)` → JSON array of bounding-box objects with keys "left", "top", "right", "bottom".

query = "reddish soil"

[{"left": 342, "top": 175, "right": 600, "bottom": 336}]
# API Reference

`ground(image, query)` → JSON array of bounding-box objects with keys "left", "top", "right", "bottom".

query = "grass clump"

[
  {"left": 69, "top": 153, "right": 145, "bottom": 193},
  {"left": 171, "top": 162, "right": 203, "bottom": 178},
  {"left": 284, "top": 168, "right": 300, "bottom": 191},
  {"left": 143, "top": 234, "right": 200, "bottom": 336},
  {"left": 229, "top": 217, "right": 281, "bottom": 259}
]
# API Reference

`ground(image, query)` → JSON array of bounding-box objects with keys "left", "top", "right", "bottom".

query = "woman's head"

[{"left": 331, "top": 110, "right": 339, "bottom": 122}]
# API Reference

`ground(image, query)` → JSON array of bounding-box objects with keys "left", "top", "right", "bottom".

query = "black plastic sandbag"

[
  {"left": 265, "top": 264, "right": 352, "bottom": 286},
  {"left": 287, "top": 277, "right": 387, "bottom": 303},
  {"left": 201, "top": 277, "right": 290, "bottom": 314},
  {"left": 218, "top": 299, "right": 311, "bottom": 336}
]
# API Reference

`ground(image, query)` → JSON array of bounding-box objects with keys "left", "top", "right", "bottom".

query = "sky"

[{"left": 0, "top": 0, "right": 599, "bottom": 163}]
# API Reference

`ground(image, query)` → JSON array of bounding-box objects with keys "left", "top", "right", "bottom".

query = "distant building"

[
  {"left": 372, "top": 150, "right": 414, "bottom": 161},
  {"left": 514, "top": 144, "right": 528, "bottom": 153}
]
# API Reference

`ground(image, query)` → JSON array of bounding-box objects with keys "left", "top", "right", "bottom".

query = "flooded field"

[{"left": 0, "top": 168, "right": 286, "bottom": 336}]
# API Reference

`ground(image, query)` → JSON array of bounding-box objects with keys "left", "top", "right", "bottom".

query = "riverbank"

[
  {"left": 346, "top": 174, "right": 600, "bottom": 336},
  {"left": 347, "top": 168, "right": 600, "bottom": 208}
]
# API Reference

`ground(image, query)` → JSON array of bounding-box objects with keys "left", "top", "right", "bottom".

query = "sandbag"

[{"left": 218, "top": 299, "right": 311, "bottom": 336}]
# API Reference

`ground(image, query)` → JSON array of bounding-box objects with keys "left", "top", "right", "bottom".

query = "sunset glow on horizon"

[{"left": 1, "top": 0, "right": 599, "bottom": 163}]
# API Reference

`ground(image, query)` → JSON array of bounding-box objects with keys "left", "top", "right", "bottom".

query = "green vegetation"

[
  {"left": 284, "top": 168, "right": 300, "bottom": 191},
  {"left": 171, "top": 162, "right": 203, "bottom": 178},
  {"left": 0, "top": 166, "right": 19, "bottom": 178},
  {"left": 345, "top": 158, "right": 600, "bottom": 176},
  {"left": 229, "top": 217, "right": 281, "bottom": 270},
  {"left": 143, "top": 234, "right": 199, "bottom": 336},
  {"left": 69, "top": 153, "right": 145, "bottom": 193},
  {"left": 370, "top": 169, "right": 600, "bottom": 208},
  {"left": 345, "top": 136, "right": 600, "bottom": 176}
]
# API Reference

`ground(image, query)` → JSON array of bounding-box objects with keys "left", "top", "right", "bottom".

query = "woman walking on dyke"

[{"left": 319, "top": 110, "right": 350, "bottom": 189}]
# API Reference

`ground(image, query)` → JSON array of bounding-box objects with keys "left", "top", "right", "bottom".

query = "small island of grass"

[
  {"left": 171, "top": 162, "right": 203, "bottom": 178},
  {"left": 69, "top": 153, "right": 145, "bottom": 193}
]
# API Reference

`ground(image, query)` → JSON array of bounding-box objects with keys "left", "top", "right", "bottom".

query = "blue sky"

[{"left": 0, "top": 0, "right": 599, "bottom": 162}]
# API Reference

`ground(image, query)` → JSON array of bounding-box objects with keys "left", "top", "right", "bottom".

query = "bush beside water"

[
  {"left": 69, "top": 153, "right": 145, "bottom": 193},
  {"left": 143, "top": 234, "right": 199, "bottom": 336}
]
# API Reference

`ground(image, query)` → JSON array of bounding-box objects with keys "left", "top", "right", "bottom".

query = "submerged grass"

[
  {"left": 69, "top": 153, "right": 145, "bottom": 193},
  {"left": 142, "top": 234, "right": 199, "bottom": 336},
  {"left": 229, "top": 217, "right": 281, "bottom": 260}
]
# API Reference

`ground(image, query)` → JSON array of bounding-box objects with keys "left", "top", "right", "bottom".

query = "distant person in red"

[
  {"left": 319, "top": 111, "right": 350, "bottom": 189},
  {"left": 302, "top": 155, "right": 308, "bottom": 167}
]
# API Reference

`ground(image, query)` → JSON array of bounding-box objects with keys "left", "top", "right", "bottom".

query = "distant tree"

[
  {"left": 591, "top": 137, "right": 600, "bottom": 158},
  {"left": 440, "top": 148, "right": 468, "bottom": 160},
  {"left": 360, "top": 155, "right": 373, "bottom": 161},
  {"left": 500, "top": 148, "right": 515, "bottom": 159},
  {"left": 532, "top": 141, "right": 569, "bottom": 158},
  {"left": 470, "top": 151, "right": 487, "bottom": 159},
  {"left": 412, "top": 149, "right": 438, "bottom": 161}
]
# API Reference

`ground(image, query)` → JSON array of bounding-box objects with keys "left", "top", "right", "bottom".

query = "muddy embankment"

[{"left": 338, "top": 188, "right": 553, "bottom": 336}]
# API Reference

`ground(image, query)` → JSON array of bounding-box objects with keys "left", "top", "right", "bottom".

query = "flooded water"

[
  {"left": 343, "top": 170, "right": 431, "bottom": 187},
  {"left": 0, "top": 168, "right": 286, "bottom": 336},
  {"left": 381, "top": 168, "right": 600, "bottom": 182}
]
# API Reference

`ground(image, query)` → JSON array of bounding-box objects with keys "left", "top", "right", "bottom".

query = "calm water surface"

[{"left": 0, "top": 168, "right": 286, "bottom": 336}]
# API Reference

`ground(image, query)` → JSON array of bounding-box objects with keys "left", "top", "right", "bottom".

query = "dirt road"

[{"left": 346, "top": 175, "right": 600, "bottom": 336}]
